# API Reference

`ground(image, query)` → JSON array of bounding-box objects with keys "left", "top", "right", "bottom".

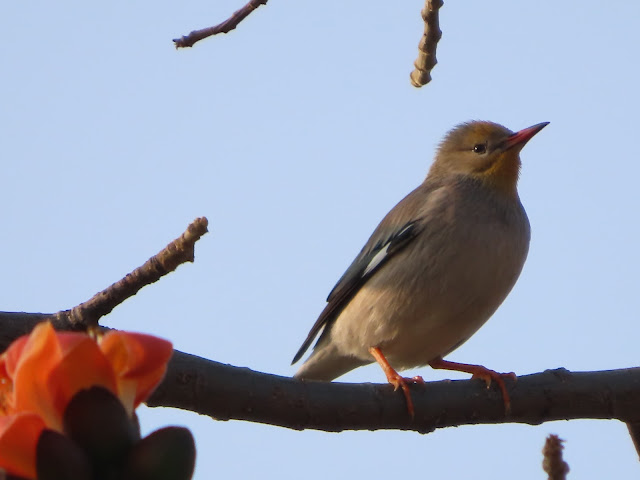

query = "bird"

[{"left": 291, "top": 120, "right": 549, "bottom": 417}]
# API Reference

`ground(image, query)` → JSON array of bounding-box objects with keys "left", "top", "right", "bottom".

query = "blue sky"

[{"left": 2, "top": 1, "right": 639, "bottom": 478}]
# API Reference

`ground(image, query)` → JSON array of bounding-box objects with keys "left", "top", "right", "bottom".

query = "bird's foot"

[
  {"left": 471, "top": 369, "right": 516, "bottom": 388},
  {"left": 429, "top": 357, "right": 515, "bottom": 414},
  {"left": 387, "top": 373, "right": 423, "bottom": 419},
  {"left": 369, "top": 347, "right": 423, "bottom": 418}
]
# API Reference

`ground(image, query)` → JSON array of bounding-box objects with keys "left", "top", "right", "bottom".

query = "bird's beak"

[{"left": 502, "top": 122, "right": 550, "bottom": 152}]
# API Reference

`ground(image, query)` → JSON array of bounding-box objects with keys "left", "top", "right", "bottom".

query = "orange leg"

[
  {"left": 429, "top": 357, "right": 515, "bottom": 413},
  {"left": 369, "top": 347, "right": 425, "bottom": 418}
]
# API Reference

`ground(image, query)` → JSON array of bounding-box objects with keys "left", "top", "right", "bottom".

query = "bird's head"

[{"left": 429, "top": 121, "right": 549, "bottom": 197}]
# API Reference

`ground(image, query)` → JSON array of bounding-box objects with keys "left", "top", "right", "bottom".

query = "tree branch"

[
  {"left": 542, "top": 434, "right": 570, "bottom": 480},
  {"left": 173, "top": 0, "right": 268, "bottom": 49},
  {"left": 626, "top": 421, "right": 640, "bottom": 458},
  {"left": 410, "top": 0, "right": 443, "bottom": 88},
  {"left": 150, "top": 354, "right": 640, "bottom": 432},
  {"left": 52, "top": 217, "right": 208, "bottom": 329},
  {"left": 1, "top": 311, "right": 639, "bottom": 436}
]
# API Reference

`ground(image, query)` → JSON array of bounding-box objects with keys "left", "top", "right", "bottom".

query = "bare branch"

[
  {"left": 54, "top": 217, "right": 208, "bottom": 329},
  {"left": 542, "top": 434, "right": 570, "bottom": 480},
  {"left": 174, "top": 0, "right": 268, "bottom": 49},
  {"left": 626, "top": 421, "right": 640, "bottom": 460},
  {"left": 1, "top": 312, "right": 639, "bottom": 434},
  {"left": 410, "top": 0, "right": 444, "bottom": 88},
  {"left": 150, "top": 355, "right": 640, "bottom": 432}
]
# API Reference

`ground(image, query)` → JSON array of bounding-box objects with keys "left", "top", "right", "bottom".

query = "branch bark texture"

[
  {"left": 410, "top": 0, "right": 444, "bottom": 88},
  {"left": 1, "top": 312, "right": 639, "bottom": 435},
  {"left": 542, "top": 434, "right": 569, "bottom": 480}
]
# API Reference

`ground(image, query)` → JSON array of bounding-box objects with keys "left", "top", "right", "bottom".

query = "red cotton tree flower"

[{"left": 0, "top": 322, "right": 195, "bottom": 480}]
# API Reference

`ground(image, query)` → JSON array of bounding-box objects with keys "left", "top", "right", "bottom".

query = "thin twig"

[
  {"left": 410, "top": 0, "right": 444, "bottom": 88},
  {"left": 626, "top": 422, "right": 640, "bottom": 460},
  {"left": 55, "top": 217, "right": 209, "bottom": 328},
  {"left": 173, "top": 0, "right": 268, "bottom": 49},
  {"left": 542, "top": 434, "right": 570, "bottom": 480}
]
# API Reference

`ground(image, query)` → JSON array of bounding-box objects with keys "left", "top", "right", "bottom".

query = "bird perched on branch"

[{"left": 292, "top": 120, "right": 549, "bottom": 417}]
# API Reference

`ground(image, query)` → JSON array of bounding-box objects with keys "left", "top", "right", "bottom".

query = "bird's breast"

[{"left": 329, "top": 189, "right": 530, "bottom": 370}]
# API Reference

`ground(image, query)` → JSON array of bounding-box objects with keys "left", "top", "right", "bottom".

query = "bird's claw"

[
  {"left": 429, "top": 357, "right": 515, "bottom": 415},
  {"left": 369, "top": 347, "right": 423, "bottom": 418},
  {"left": 387, "top": 373, "right": 419, "bottom": 418}
]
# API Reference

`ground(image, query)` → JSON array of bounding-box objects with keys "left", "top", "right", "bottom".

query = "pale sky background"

[{"left": 2, "top": 1, "right": 639, "bottom": 478}]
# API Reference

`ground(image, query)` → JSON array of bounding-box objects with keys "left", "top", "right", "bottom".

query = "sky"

[{"left": 2, "top": 1, "right": 639, "bottom": 478}]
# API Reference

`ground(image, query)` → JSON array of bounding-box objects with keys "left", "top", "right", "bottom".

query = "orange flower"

[
  {"left": 5, "top": 323, "right": 118, "bottom": 430},
  {"left": 0, "top": 322, "right": 173, "bottom": 478}
]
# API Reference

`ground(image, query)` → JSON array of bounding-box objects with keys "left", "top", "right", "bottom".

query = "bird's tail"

[{"left": 293, "top": 343, "right": 371, "bottom": 381}]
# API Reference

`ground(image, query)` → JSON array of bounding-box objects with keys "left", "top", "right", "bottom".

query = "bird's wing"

[{"left": 291, "top": 185, "right": 433, "bottom": 365}]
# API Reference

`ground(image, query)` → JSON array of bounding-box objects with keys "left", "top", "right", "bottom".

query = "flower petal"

[
  {"left": 0, "top": 412, "right": 46, "bottom": 479},
  {"left": 0, "top": 358, "right": 13, "bottom": 416},
  {"left": 12, "top": 323, "right": 117, "bottom": 430},
  {"left": 1, "top": 334, "right": 30, "bottom": 379},
  {"left": 100, "top": 332, "right": 173, "bottom": 412}
]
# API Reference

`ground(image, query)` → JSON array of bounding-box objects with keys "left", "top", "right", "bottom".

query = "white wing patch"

[
  {"left": 362, "top": 223, "right": 415, "bottom": 277},
  {"left": 362, "top": 243, "right": 390, "bottom": 276}
]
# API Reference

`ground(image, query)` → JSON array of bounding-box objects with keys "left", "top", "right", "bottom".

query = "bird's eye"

[{"left": 473, "top": 144, "right": 487, "bottom": 154}]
